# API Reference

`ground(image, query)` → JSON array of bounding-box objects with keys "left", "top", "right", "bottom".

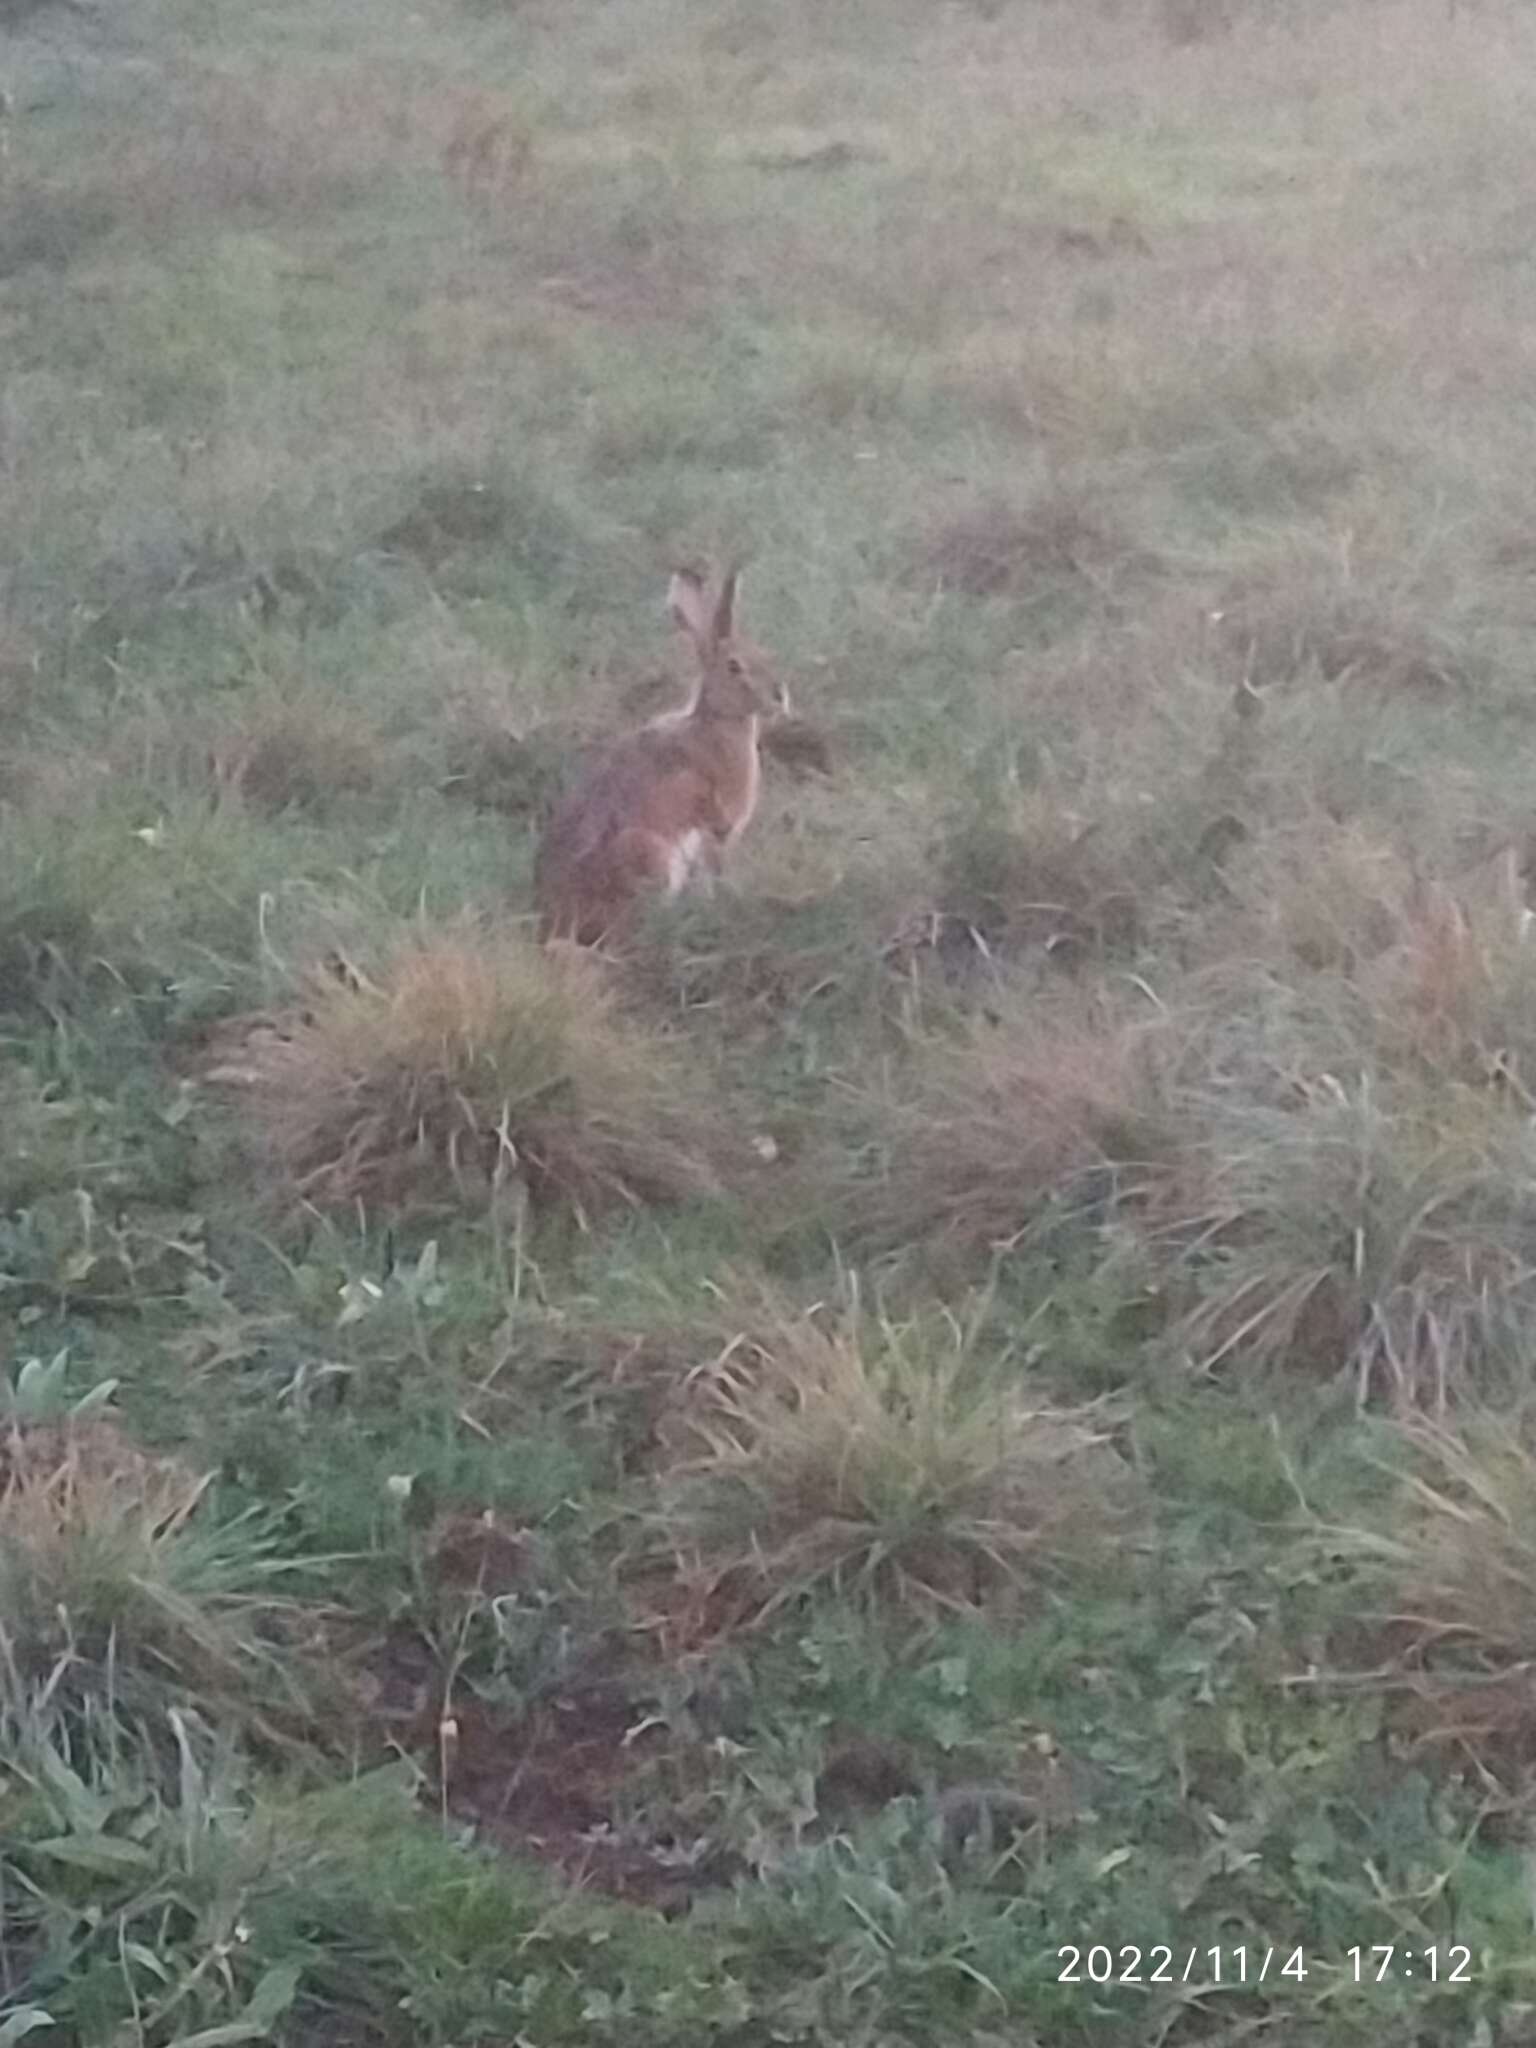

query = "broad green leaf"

[
  {"left": 171, "top": 1961, "right": 302, "bottom": 2048},
  {"left": 28, "top": 1834, "right": 154, "bottom": 1874},
  {"left": 0, "top": 2011, "right": 55, "bottom": 2047}
]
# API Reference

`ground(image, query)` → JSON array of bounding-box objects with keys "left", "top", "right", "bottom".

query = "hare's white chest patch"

[
  {"left": 723, "top": 730, "right": 761, "bottom": 849},
  {"left": 667, "top": 829, "right": 706, "bottom": 895}
]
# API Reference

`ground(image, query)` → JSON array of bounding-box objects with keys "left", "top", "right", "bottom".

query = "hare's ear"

[
  {"left": 711, "top": 561, "right": 742, "bottom": 646},
  {"left": 667, "top": 568, "right": 712, "bottom": 648}
]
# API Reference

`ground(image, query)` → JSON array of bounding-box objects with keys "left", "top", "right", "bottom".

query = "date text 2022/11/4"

[{"left": 1057, "top": 1944, "right": 1475, "bottom": 1987}]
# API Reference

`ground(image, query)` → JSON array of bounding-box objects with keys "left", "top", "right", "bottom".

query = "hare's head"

[{"left": 667, "top": 562, "right": 790, "bottom": 722}]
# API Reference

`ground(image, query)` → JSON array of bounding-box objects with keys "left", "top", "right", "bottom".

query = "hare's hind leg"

[
  {"left": 540, "top": 831, "right": 674, "bottom": 948},
  {"left": 611, "top": 825, "right": 688, "bottom": 898},
  {"left": 691, "top": 833, "right": 726, "bottom": 898},
  {"left": 538, "top": 891, "right": 609, "bottom": 948}
]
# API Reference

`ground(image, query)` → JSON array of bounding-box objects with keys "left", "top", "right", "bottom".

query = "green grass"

[{"left": 6, "top": 0, "right": 1536, "bottom": 2038}]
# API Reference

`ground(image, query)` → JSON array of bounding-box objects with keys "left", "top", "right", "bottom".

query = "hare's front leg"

[
  {"left": 694, "top": 832, "right": 730, "bottom": 897},
  {"left": 662, "top": 828, "right": 716, "bottom": 897}
]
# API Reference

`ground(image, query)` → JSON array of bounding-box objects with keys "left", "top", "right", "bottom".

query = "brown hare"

[{"left": 535, "top": 562, "right": 788, "bottom": 947}]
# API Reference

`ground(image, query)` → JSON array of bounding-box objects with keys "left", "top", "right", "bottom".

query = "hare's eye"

[{"left": 726, "top": 656, "right": 746, "bottom": 678}]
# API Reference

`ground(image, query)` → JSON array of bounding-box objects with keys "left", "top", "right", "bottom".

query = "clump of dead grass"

[
  {"left": 839, "top": 986, "right": 1179, "bottom": 1262},
  {"left": 440, "top": 716, "right": 589, "bottom": 820},
  {"left": 1358, "top": 851, "right": 1536, "bottom": 1085},
  {"left": 912, "top": 485, "right": 1156, "bottom": 602},
  {"left": 1338, "top": 1410, "right": 1536, "bottom": 1770},
  {"left": 205, "top": 687, "right": 388, "bottom": 814},
  {"left": 1209, "top": 554, "right": 1472, "bottom": 698},
  {"left": 937, "top": 782, "right": 1161, "bottom": 958},
  {"left": 204, "top": 922, "right": 730, "bottom": 1220},
  {"left": 1215, "top": 817, "right": 1418, "bottom": 977},
  {"left": 1167, "top": 1074, "right": 1536, "bottom": 1405},
  {"left": 0, "top": 183, "right": 117, "bottom": 280},
  {"left": 0, "top": 1417, "right": 306, "bottom": 1727},
  {"left": 100, "top": 66, "right": 421, "bottom": 229},
  {"left": 1215, "top": 822, "right": 1536, "bottom": 1086},
  {"left": 440, "top": 89, "right": 539, "bottom": 201},
  {"left": 656, "top": 1295, "right": 1129, "bottom": 1619}
]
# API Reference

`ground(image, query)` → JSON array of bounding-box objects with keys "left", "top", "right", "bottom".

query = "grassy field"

[{"left": 6, "top": 0, "right": 1536, "bottom": 2038}]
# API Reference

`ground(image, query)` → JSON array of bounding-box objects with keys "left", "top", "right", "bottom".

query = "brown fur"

[{"left": 535, "top": 564, "right": 787, "bottom": 946}]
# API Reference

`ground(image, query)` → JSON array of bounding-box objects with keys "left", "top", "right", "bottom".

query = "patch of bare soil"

[
  {"left": 913, "top": 487, "right": 1158, "bottom": 601},
  {"left": 440, "top": 1681, "right": 740, "bottom": 1912},
  {"left": 349, "top": 1516, "right": 742, "bottom": 1910},
  {"left": 439, "top": 715, "right": 589, "bottom": 818}
]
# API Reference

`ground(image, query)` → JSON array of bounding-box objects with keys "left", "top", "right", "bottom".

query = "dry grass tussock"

[
  {"left": 203, "top": 686, "right": 388, "bottom": 814},
  {"left": 911, "top": 485, "right": 1158, "bottom": 604},
  {"left": 86, "top": 63, "right": 428, "bottom": 228},
  {"left": 841, "top": 931, "right": 1536, "bottom": 1398},
  {"left": 1207, "top": 547, "right": 1474, "bottom": 699},
  {"left": 1358, "top": 853, "right": 1536, "bottom": 1083},
  {"left": 440, "top": 88, "right": 539, "bottom": 203},
  {"left": 656, "top": 1292, "right": 1129, "bottom": 1620},
  {"left": 1218, "top": 818, "right": 1423, "bottom": 978},
  {"left": 937, "top": 781, "right": 1168, "bottom": 959},
  {"left": 1217, "top": 823, "right": 1536, "bottom": 1085},
  {"left": 841, "top": 988, "right": 1180, "bottom": 1261},
  {"left": 204, "top": 923, "right": 731, "bottom": 1220},
  {"left": 0, "top": 1417, "right": 304, "bottom": 1721},
  {"left": 1338, "top": 1411, "right": 1536, "bottom": 1772},
  {"left": 1166, "top": 1075, "right": 1536, "bottom": 1405}
]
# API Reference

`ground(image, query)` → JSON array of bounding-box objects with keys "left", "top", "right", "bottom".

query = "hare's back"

[{"left": 540, "top": 728, "right": 701, "bottom": 870}]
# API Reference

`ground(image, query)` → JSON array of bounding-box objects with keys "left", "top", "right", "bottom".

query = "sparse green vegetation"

[{"left": 5, "top": 0, "right": 1536, "bottom": 2039}]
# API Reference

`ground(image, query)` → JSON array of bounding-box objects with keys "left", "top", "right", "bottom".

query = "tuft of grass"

[
  {"left": 0, "top": 184, "right": 118, "bottom": 280},
  {"left": 0, "top": 1414, "right": 307, "bottom": 1729},
  {"left": 1209, "top": 549, "right": 1475, "bottom": 699},
  {"left": 912, "top": 484, "right": 1155, "bottom": 603},
  {"left": 1217, "top": 815, "right": 1423, "bottom": 977},
  {"left": 203, "top": 683, "right": 390, "bottom": 814},
  {"left": 1340, "top": 1409, "right": 1536, "bottom": 1770},
  {"left": 655, "top": 1292, "right": 1130, "bottom": 1619},
  {"left": 840, "top": 987, "right": 1179, "bottom": 1263},
  {"left": 204, "top": 921, "right": 732, "bottom": 1220},
  {"left": 936, "top": 780, "right": 1161, "bottom": 959},
  {"left": 1167, "top": 1074, "right": 1536, "bottom": 1403},
  {"left": 93, "top": 65, "right": 420, "bottom": 233},
  {"left": 1357, "top": 852, "right": 1536, "bottom": 1085}
]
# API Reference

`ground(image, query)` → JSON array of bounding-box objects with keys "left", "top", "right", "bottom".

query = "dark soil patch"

[
  {"left": 746, "top": 139, "right": 881, "bottom": 175},
  {"left": 937, "top": 808, "right": 1150, "bottom": 960},
  {"left": 372, "top": 471, "right": 587, "bottom": 592},
  {"left": 439, "top": 717, "right": 587, "bottom": 818},
  {"left": 375, "top": 480, "right": 516, "bottom": 566},
  {"left": 533, "top": 223, "right": 715, "bottom": 329},
  {"left": 913, "top": 488, "right": 1158, "bottom": 601},
  {"left": 761, "top": 714, "right": 836, "bottom": 779},
  {"left": 428, "top": 1508, "right": 539, "bottom": 1595},
  {"left": 0, "top": 187, "right": 117, "bottom": 279},
  {"left": 351, "top": 1595, "right": 742, "bottom": 1911},
  {"left": 1054, "top": 215, "right": 1151, "bottom": 259},
  {"left": 442, "top": 1682, "right": 742, "bottom": 1912},
  {"left": 624, "top": 1559, "right": 764, "bottom": 1656},
  {"left": 815, "top": 1732, "right": 922, "bottom": 1816}
]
